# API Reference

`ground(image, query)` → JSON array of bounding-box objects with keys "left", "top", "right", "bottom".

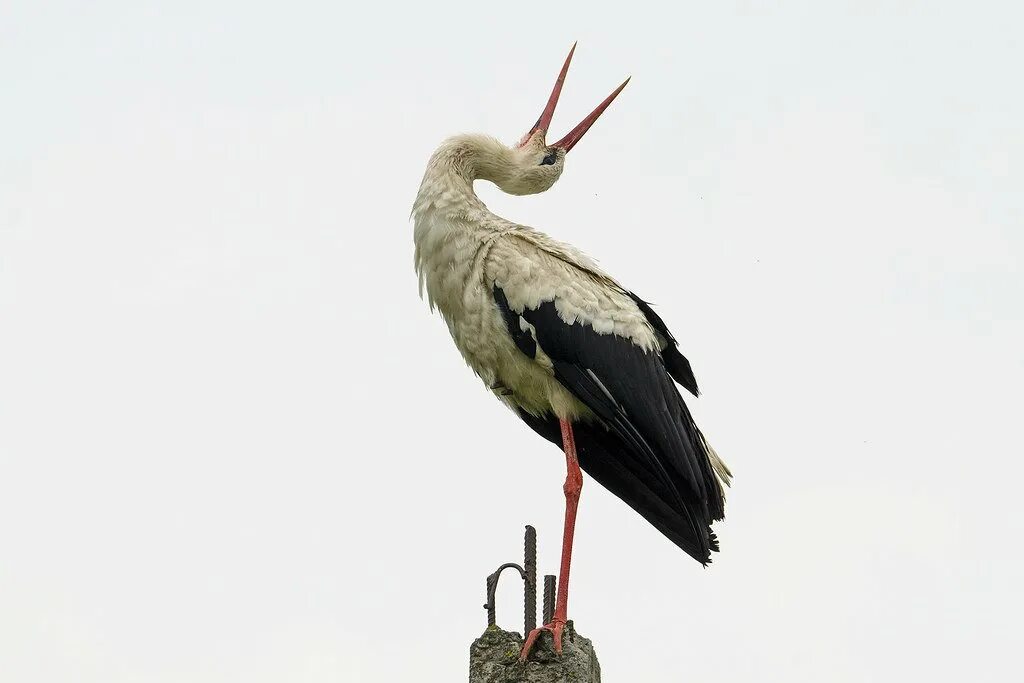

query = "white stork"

[{"left": 412, "top": 45, "right": 732, "bottom": 659}]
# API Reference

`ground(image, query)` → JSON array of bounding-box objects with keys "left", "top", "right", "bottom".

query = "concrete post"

[{"left": 469, "top": 622, "right": 600, "bottom": 683}]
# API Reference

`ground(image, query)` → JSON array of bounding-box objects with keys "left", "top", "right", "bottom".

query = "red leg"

[{"left": 520, "top": 418, "right": 583, "bottom": 661}]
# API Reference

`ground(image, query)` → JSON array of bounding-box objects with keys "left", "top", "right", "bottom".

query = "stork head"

[{"left": 477, "top": 44, "right": 629, "bottom": 196}]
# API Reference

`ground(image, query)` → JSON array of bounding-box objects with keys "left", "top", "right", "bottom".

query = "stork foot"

[{"left": 519, "top": 619, "right": 567, "bottom": 662}]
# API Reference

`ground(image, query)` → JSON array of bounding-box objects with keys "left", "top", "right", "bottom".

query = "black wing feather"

[
  {"left": 493, "top": 285, "right": 724, "bottom": 563},
  {"left": 627, "top": 292, "right": 699, "bottom": 397},
  {"left": 518, "top": 411, "right": 719, "bottom": 561},
  {"left": 493, "top": 286, "right": 537, "bottom": 358}
]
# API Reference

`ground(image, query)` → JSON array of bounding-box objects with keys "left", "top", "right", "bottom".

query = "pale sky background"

[{"left": 2, "top": 2, "right": 1022, "bottom": 681}]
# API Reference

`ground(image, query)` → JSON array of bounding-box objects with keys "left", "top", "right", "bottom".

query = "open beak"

[{"left": 518, "top": 43, "right": 630, "bottom": 152}]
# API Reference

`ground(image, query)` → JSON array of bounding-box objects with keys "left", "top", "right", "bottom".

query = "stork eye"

[{"left": 540, "top": 150, "right": 558, "bottom": 166}]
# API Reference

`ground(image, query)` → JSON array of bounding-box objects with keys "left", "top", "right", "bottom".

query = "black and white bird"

[{"left": 412, "top": 45, "right": 732, "bottom": 658}]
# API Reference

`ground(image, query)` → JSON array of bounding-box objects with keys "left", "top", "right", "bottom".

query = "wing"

[
  {"left": 517, "top": 410, "right": 720, "bottom": 563},
  {"left": 488, "top": 232, "right": 724, "bottom": 563},
  {"left": 626, "top": 293, "right": 700, "bottom": 397}
]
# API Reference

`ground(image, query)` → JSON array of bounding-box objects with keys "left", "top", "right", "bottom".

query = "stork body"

[
  {"left": 412, "top": 47, "right": 731, "bottom": 658},
  {"left": 413, "top": 135, "right": 639, "bottom": 423}
]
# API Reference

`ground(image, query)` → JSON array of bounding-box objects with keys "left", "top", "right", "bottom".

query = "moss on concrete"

[{"left": 469, "top": 622, "right": 600, "bottom": 683}]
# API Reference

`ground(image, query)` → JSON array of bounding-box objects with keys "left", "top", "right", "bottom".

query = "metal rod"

[
  {"left": 543, "top": 574, "right": 556, "bottom": 625},
  {"left": 484, "top": 562, "right": 525, "bottom": 629},
  {"left": 485, "top": 575, "right": 496, "bottom": 627},
  {"left": 524, "top": 525, "right": 537, "bottom": 634}
]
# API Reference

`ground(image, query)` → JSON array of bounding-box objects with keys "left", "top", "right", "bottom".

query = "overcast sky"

[{"left": 2, "top": 2, "right": 1022, "bottom": 681}]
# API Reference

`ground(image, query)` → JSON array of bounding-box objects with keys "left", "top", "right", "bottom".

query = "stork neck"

[{"left": 411, "top": 135, "right": 512, "bottom": 225}]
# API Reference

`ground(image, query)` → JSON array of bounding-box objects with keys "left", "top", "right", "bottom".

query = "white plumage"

[
  {"left": 413, "top": 134, "right": 659, "bottom": 420},
  {"left": 410, "top": 45, "right": 731, "bottom": 659}
]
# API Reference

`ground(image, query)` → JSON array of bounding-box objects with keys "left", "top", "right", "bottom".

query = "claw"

[{"left": 519, "top": 619, "right": 566, "bottom": 662}]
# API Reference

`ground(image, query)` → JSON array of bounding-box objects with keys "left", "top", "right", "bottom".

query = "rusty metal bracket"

[{"left": 483, "top": 525, "right": 539, "bottom": 635}]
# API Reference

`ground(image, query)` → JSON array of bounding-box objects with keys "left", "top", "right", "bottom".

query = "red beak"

[{"left": 518, "top": 44, "right": 630, "bottom": 152}]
